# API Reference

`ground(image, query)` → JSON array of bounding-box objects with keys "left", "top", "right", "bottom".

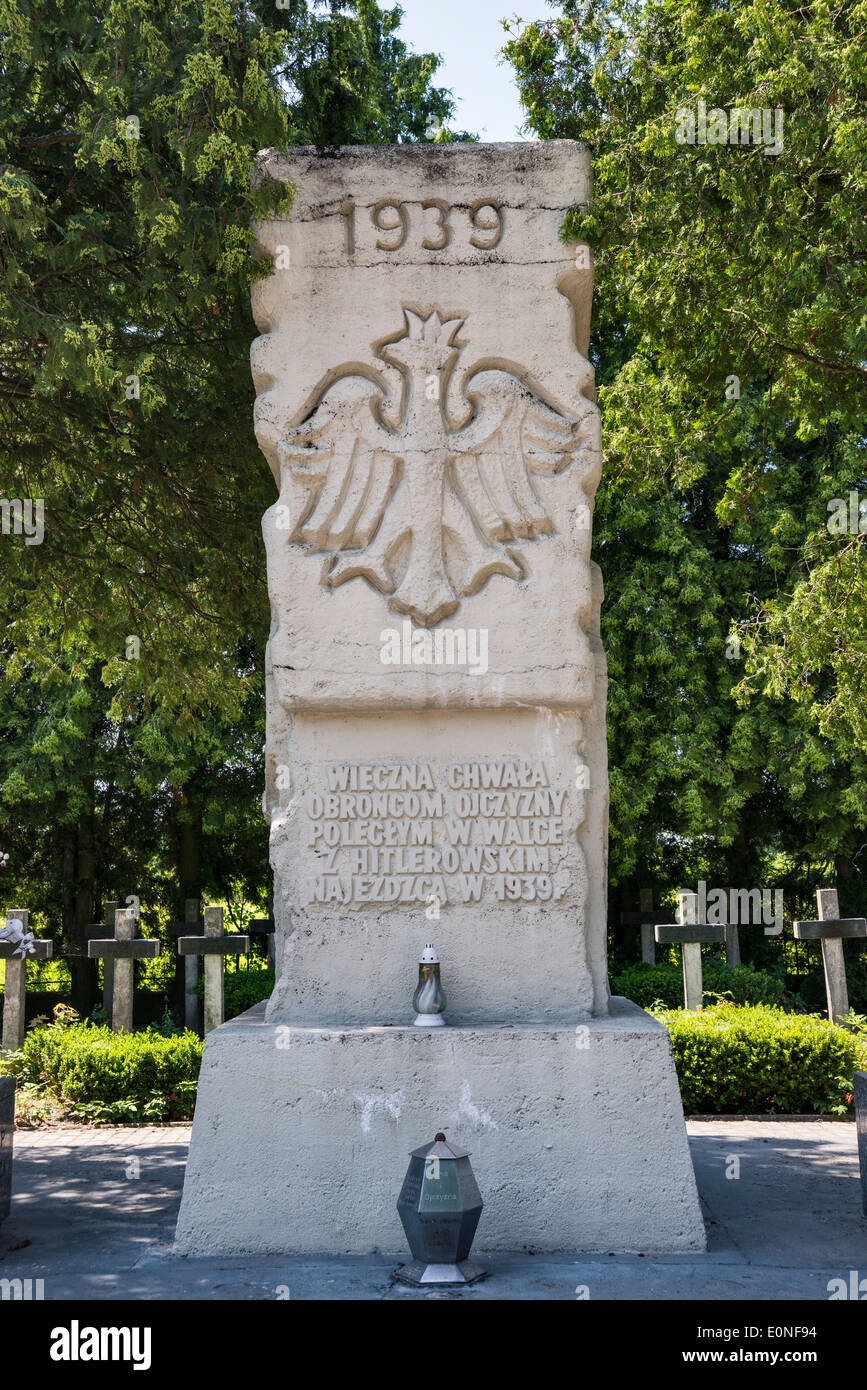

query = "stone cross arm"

[
  {"left": 621, "top": 909, "right": 669, "bottom": 927},
  {"left": 86, "top": 923, "right": 113, "bottom": 940},
  {"left": 623, "top": 890, "right": 663, "bottom": 965},
  {"left": 178, "top": 936, "right": 250, "bottom": 956},
  {"left": 793, "top": 918, "right": 867, "bottom": 939},
  {"left": 167, "top": 919, "right": 203, "bottom": 938},
  {"left": 1, "top": 909, "right": 53, "bottom": 959},
  {"left": 177, "top": 904, "right": 249, "bottom": 958},
  {"left": 169, "top": 918, "right": 273, "bottom": 937},
  {"left": 0, "top": 939, "right": 53, "bottom": 960},
  {"left": 87, "top": 939, "right": 161, "bottom": 959},
  {"left": 654, "top": 924, "right": 726, "bottom": 944}
]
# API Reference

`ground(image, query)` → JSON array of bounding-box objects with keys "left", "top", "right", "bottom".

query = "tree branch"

[{"left": 18, "top": 130, "right": 83, "bottom": 149}]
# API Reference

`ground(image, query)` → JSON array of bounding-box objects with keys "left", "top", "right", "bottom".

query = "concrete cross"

[
  {"left": 621, "top": 889, "right": 668, "bottom": 965},
  {"left": 85, "top": 901, "right": 119, "bottom": 1019},
  {"left": 723, "top": 917, "right": 741, "bottom": 969},
  {"left": 248, "top": 916, "right": 276, "bottom": 972},
  {"left": 793, "top": 888, "right": 866, "bottom": 1024},
  {"left": 655, "top": 891, "right": 725, "bottom": 1011},
  {"left": 178, "top": 906, "right": 249, "bottom": 1034},
  {"left": 87, "top": 906, "right": 160, "bottom": 1033},
  {"left": 167, "top": 900, "right": 203, "bottom": 1034},
  {"left": 0, "top": 909, "right": 53, "bottom": 1050}
]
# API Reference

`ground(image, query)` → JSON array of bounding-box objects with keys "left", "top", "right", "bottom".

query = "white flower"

[{"left": 0, "top": 921, "right": 36, "bottom": 957}]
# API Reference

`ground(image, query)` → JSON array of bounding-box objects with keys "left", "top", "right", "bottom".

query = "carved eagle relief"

[{"left": 277, "top": 307, "right": 594, "bottom": 627}]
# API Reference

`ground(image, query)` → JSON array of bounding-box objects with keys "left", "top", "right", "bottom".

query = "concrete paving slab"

[{"left": 0, "top": 1119, "right": 865, "bottom": 1300}]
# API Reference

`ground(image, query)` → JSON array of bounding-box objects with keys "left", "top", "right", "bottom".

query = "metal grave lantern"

[{"left": 395, "top": 1132, "right": 485, "bottom": 1285}]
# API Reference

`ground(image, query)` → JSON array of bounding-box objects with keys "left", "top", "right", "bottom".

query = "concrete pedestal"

[{"left": 174, "top": 996, "right": 705, "bottom": 1255}]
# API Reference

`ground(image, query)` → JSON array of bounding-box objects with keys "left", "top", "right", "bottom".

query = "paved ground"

[{"left": 1, "top": 1119, "right": 865, "bottom": 1299}]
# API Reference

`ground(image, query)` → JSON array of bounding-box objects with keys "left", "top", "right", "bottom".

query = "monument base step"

[{"left": 173, "top": 997, "right": 706, "bottom": 1255}]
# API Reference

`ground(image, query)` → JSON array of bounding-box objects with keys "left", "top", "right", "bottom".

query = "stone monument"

[{"left": 174, "top": 142, "right": 706, "bottom": 1255}]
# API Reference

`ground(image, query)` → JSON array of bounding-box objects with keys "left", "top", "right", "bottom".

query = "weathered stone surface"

[
  {"left": 655, "top": 925, "right": 726, "bottom": 944},
  {"left": 178, "top": 938, "right": 249, "bottom": 956},
  {"left": 174, "top": 999, "right": 705, "bottom": 1255},
  {"left": 251, "top": 141, "right": 606, "bottom": 1027},
  {"left": 85, "top": 939, "right": 161, "bottom": 959},
  {"left": 793, "top": 918, "right": 867, "bottom": 939},
  {"left": 176, "top": 141, "right": 706, "bottom": 1256},
  {"left": 0, "top": 1075, "right": 14, "bottom": 1224}
]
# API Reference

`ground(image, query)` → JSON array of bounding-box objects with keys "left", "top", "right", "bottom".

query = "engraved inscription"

[
  {"left": 421, "top": 198, "right": 452, "bottom": 251},
  {"left": 468, "top": 200, "right": 503, "bottom": 249},
  {"left": 338, "top": 199, "right": 502, "bottom": 256},
  {"left": 371, "top": 198, "right": 408, "bottom": 251},
  {"left": 299, "top": 759, "right": 581, "bottom": 908}
]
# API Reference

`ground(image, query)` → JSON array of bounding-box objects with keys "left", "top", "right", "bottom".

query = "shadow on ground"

[{"left": 1, "top": 1120, "right": 865, "bottom": 1299}]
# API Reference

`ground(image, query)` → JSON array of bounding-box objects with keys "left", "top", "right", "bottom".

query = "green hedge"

[
  {"left": 658, "top": 1003, "right": 867, "bottom": 1114},
  {"left": 612, "top": 961, "right": 787, "bottom": 1009},
  {"left": 5, "top": 1021, "right": 202, "bottom": 1124},
  {"left": 5, "top": 998, "right": 863, "bottom": 1124}
]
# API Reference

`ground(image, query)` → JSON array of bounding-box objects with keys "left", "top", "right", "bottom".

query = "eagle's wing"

[
  {"left": 448, "top": 370, "right": 592, "bottom": 544},
  {"left": 277, "top": 374, "right": 402, "bottom": 558}
]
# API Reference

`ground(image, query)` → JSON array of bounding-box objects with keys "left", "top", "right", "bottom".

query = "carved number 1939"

[{"left": 339, "top": 199, "right": 503, "bottom": 255}]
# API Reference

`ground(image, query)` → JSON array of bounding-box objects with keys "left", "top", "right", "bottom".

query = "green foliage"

[
  {"left": 193, "top": 966, "right": 273, "bottom": 1019},
  {"left": 0, "top": 0, "right": 467, "bottom": 722},
  {"left": 0, "top": 0, "right": 292, "bottom": 719},
  {"left": 503, "top": 1, "right": 867, "bottom": 902},
  {"left": 657, "top": 1003, "right": 867, "bottom": 1114},
  {"left": 612, "top": 961, "right": 788, "bottom": 1010},
  {"left": 148, "top": 998, "right": 186, "bottom": 1036},
  {"left": 282, "top": 1, "right": 475, "bottom": 145},
  {"left": 4, "top": 1018, "right": 202, "bottom": 1123}
]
